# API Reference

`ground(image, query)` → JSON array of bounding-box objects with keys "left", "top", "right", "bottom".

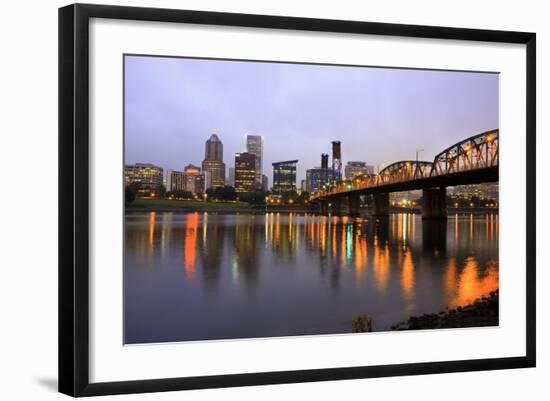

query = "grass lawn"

[{"left": 130, "top": 198, "right": 252, "bottom": 211}]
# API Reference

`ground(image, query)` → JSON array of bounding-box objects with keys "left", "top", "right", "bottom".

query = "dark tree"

[
  {"left": 238, "top": 191, "right": 268, "bottom": 205},
  {"left": 206, "top": 186, "right": 237, "bottom": 201},
  {"left": 125, "top": 186, "right": 136, "bottom": 206},
  {"left": 168, "top": 190, "right": 193, "bottom": 199}
]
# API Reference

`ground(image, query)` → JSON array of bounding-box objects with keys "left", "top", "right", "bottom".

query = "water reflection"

[
  {"left": 183, "top": 213, "right": 198, "bottom": 280},
  {"left": 124, "top": 212, "right": 499, "bottom": 343}
]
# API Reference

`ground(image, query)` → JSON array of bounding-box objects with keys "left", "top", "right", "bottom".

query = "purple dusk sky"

[{"left": 124, "top": 55, "right": 499, "bottom": 185}]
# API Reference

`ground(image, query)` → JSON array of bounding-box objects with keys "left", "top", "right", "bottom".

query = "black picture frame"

[{"left": 59, "top": 3, "right": 536, "bottom": 397}]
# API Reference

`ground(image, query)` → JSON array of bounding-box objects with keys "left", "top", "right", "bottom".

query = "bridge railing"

[
  {"left": 430, "top": 129, "right": 499, "bottom": 177},
  {"left": 310, "top": 129, "right": 498, "bottom": 200}
]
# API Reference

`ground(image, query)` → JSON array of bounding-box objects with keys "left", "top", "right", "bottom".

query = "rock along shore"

[{"left": 391, "top": 289, "right": 499, "bottom": 331}]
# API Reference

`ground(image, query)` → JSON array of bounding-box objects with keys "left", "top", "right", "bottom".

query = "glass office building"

[
  {"left": 235, "top": 152, "right": 257, "bottom": 192},
  {"left": 272, "top": 160, "right": 298, "bottom": 193}
]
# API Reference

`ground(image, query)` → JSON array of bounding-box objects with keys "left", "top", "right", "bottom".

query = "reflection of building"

[
  {"left": 124, "top": 163, "right": 163, "bottom": 192},
  {"left": 198, "top": 216, "right": 225, "bottom": 292},
  {"left": 267, "top": 214, "right": 297, "bottom": 260},
  {"left": 234, "top": 152, "right": 257, "bottom": 192},
  {"left": 332, "top": 141, "right": 342, "bottom": 180},
  {"left": 232, "top": 223, "right": 260, "bottom": 288},
  {"left": 201, "top": 134, "right": 225, "bottom": 188},
  {"left": 246, "top": 134, "right": 263, "bottom": 187},
  {"left": 345, "top": 161, "right": 374, "bottom": 179},
  {"left": 183, "top": 213, "right": 199, "bottom": 280},
  {"left": 272, "top": 160, "right": 298, "bottom": 193}
]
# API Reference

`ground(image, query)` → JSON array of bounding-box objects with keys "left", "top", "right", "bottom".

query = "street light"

[{"left": 416, "top": 148, "right": 425, "bottom": 164}]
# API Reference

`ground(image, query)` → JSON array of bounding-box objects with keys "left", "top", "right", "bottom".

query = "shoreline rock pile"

[{"left": 391, "top": 289, "right": 499, "bottom": 331}]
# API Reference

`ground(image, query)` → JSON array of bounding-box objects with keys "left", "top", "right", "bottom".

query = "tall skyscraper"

[
  {"left": 234, "top": 152, "right": 257, "bottom": 193},
  {"left": 202, "top": 133, "right": 225, "bottom": 188},
  {"left": 246, "top": 134, "right": 263, "bottom": 187},
  {"left": 272, "top": 160, "right": 298, "bottom": 193},
  {"left": 331, "top": 141, "right": 342, "bottom": 180}
]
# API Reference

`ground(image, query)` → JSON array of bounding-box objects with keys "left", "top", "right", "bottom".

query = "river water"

[{"left": 124, "top": 211, "right": 498, "bottom": 344}]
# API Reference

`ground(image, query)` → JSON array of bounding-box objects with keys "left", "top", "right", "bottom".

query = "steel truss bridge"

[{"left": 310, "top": 129, "right": 499, "bottom": 219}]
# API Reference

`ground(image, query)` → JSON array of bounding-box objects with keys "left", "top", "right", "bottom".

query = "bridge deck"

[{"left": 312, "top": 166, "right": 498, "bottom": 200}]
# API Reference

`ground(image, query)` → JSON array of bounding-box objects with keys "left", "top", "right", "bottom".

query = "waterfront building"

[
  {"left": 479, "top": 182, "right": 499, "bottom": 200},
  {"left": 201, "top": 134, "right": 225, "bottom": 188},
  {"left": 228, "top": 167, "right": 235, "bottom": 186},
  {"left": 262, "top": 174, "right": 268, "bottom": 191},
  {"left": 452, "top": 183, "right": 499, "bottom": 201},
  {"left": 345, "top": 161, "right": 375, "bottom": 179},
  {"left": 246, "top": 134, "right": 264, "bottom": 186},
  {"left": 184, "top": 164, "right": 200, "bottom": 175},
  {"left": 124, "top": 163, "right": 163, "bottom": 193},
  {"left": 306, "top": 167, "right": 334, "bottom": 193},
  {"left": 194, "top": 173, "right": 207, "bottom": 194},
  {"left": 167, "top": 166, "right": 208, "bottom": 195},
  {"left": 234, "top": 152, "right": 257, "bottom": 192},
  {"left": 166, "top": 169, "right": 186, "bottom": 192},
  {"left": 272, "top": 160, "right": 298, "bottom": 193},
  {"left": 331, "top": 141, "right": 342, "bottom": 180},
  {"left": 182, "top": 164, "right": 200, "bottom": 194}
]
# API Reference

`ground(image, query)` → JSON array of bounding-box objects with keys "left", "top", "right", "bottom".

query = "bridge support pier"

[
  {"left": 348, "top": 195, "right": 361, "bottom": 217},
  {"left": 319, "top": 199, "right": 329, "bottom": 214},
  {"left": 422, "top": 188, "right": 447, "bottom": 220},
  {"left": 373, "top": 193, "right": 390, "bottom": 219},
  {"left": 330, "top": 198, "right": 346, "bottom": 214},
  {"left": 422, "top": 219, "right": 447, "bottom": 255}
]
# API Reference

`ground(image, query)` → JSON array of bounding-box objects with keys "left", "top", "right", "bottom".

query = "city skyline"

[
  {"left": 124, "top": 55, "right": 499, "bottom": 184},
  {"left": 123, "top": 54, "right": 501, "bottom": 344}
]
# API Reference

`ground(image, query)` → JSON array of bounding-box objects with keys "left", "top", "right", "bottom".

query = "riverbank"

[
  {"left": 127, "top": 198, "right": 319, "bottom": 213},
  {"left": 127, "top": 198, "right": 258, "bottom": 212},
  {"left": 391, "top": 289, "right": 499, "bottom": 331},
  {"left": 127, "top": 198, "right": 499, "bottom": 216}
]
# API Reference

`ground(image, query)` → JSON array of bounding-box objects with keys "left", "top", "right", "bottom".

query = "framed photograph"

[{"left": 59, "top": 3, "right": 536, "bottom": 397}]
